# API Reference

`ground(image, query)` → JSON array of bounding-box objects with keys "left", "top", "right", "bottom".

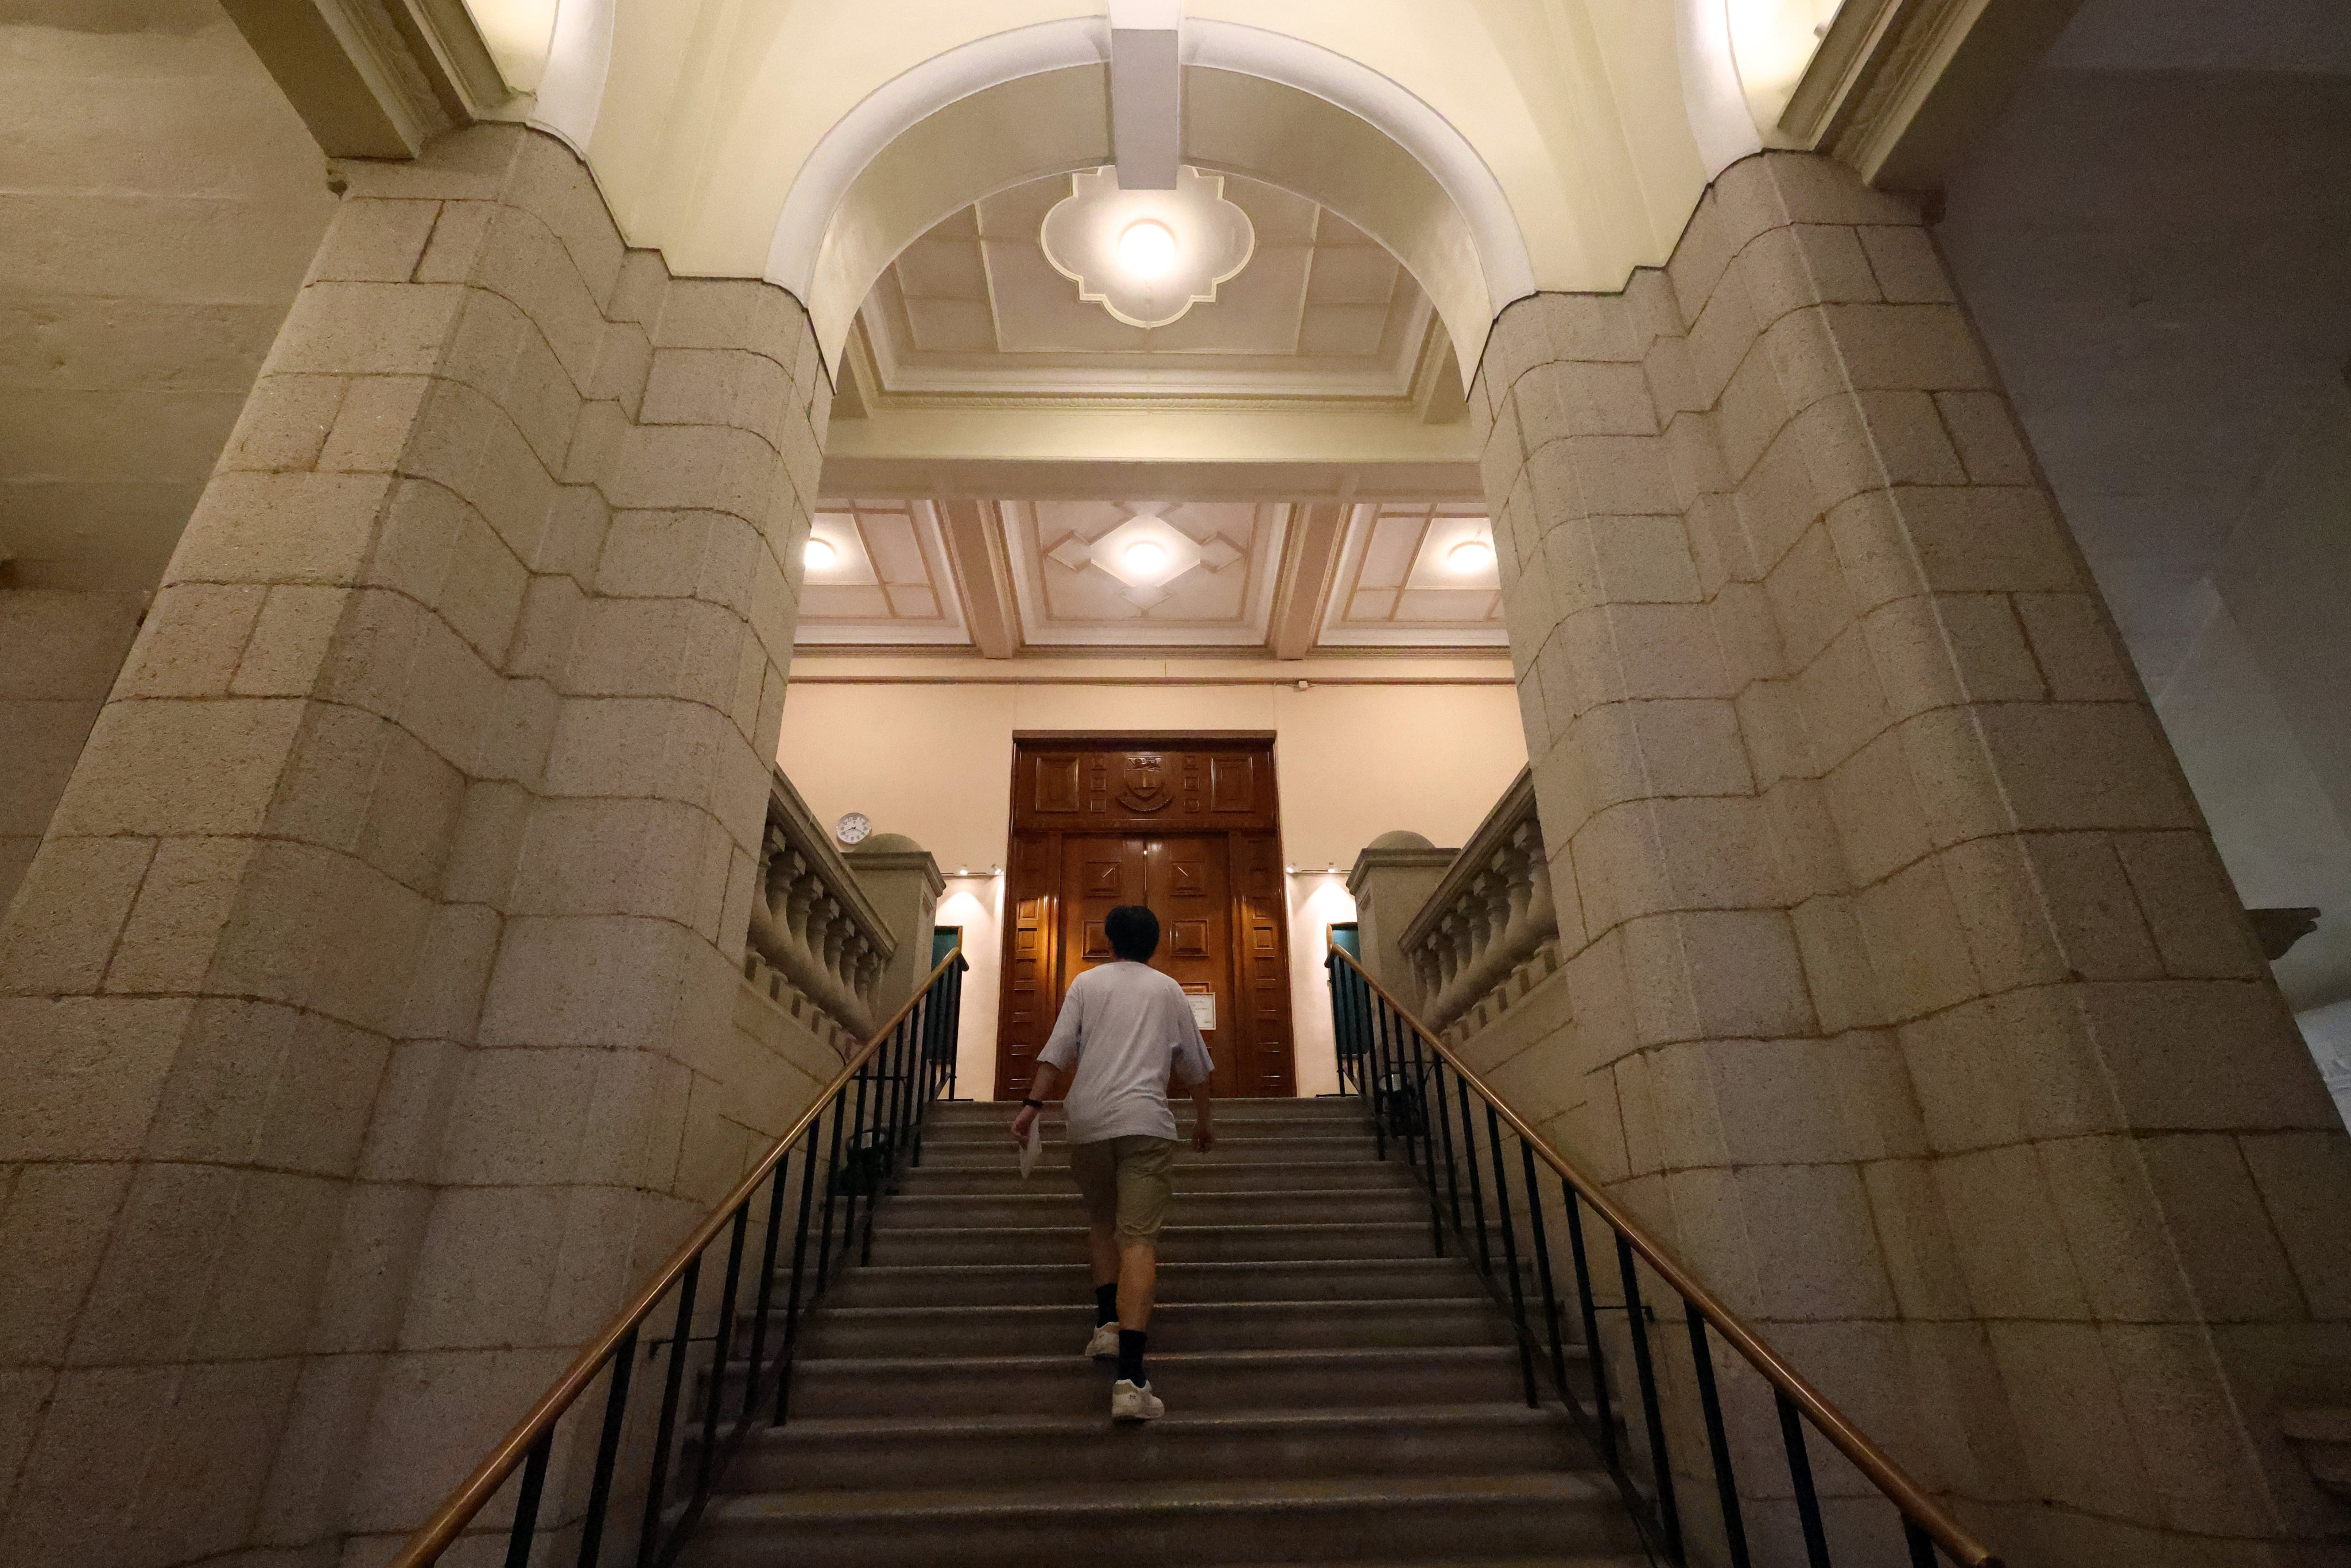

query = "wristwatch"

[{"left": 1022, "top": 1098, "right": 1045, "bottom": 1109}]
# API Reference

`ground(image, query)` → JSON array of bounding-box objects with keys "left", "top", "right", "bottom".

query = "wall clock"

[{"left": 833, "top": 811, "right": 872, "bottom": 847}]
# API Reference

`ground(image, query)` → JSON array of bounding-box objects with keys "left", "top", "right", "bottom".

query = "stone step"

[
  {"left": 911, "top": 1134, "right": 1382, "bottom": 1169},
  {"left": 793, "top": 1296, "right": 1512, "bottom": 1359},
  {"left": 683, "top": 1472, "right": 1643, "bottom": 1568},
  {"left": 717, "top": 1404, "right": 1594, "bottom": 1492},
  {"left": 821, "top": 1257, "right": 1503, "bottom": 1310},
  {"left": 920, "top": 1120, "right": 1369, "bottom": 1149},
  {"left": 870, "top": 1188, "right": 1429, "bottom": 1229},
  {"left": 925, "top": 1098, "right": 1367, "bottom": 1124},
  {"left": 778, "top": 1345, "right": 1544, "bottom": 1419},
  {"left": 865, "top": 1220, "right": 1438, "bottom": 1267},
  {"left": 893, "top": 1159, "right": 1421, "bottom": 1196}
]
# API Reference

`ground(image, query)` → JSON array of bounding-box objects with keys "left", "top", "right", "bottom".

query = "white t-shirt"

[{"left": 1036, "top": 961, "right": 1216, "bottom": 1143}]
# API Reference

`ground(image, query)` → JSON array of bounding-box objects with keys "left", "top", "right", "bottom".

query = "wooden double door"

[{"left": 996, "top": 736, "right": 1295, "bottom": 1100}]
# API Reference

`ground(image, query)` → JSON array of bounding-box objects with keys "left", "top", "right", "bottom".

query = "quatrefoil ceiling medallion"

[{"left": 1038, "top": 166, "right": 1256, "bottom": 329}]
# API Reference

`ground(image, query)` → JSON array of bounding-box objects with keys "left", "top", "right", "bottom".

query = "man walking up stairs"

[{"left": 1011, "top": 903, "right": 1217, "bottom": 1421}]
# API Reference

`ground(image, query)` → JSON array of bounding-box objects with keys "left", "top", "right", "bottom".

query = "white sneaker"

[
  {"left": 1111, "top": 1379, "right": 1165, "bottom": 1422},
  {"left": 1083, "top": 1322, "right": 1120, "bottom": 1360}
]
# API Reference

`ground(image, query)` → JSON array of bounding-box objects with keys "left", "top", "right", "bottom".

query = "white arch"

[
  {"left": 530, "top": 0, "right": 616, "bottom": 157},
  {"left": 763, "top": 18, "right": 1538, "bottom": 372},
  {"left": 1674, "top": 0, "right": 1764, "bottom": 177},
  {"left": 763, "top": 19, "right": 1112, "bottom": 296}
]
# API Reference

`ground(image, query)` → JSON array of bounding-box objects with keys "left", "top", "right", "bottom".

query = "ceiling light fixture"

[
  {"left": 1122, "top": 540, "right": 1169, "bottom": 574},
  {"left": 1116, "top": 219, "right": 1178, "bottom": 279},
  {"left": 1448, "top": 538, "right": 1495, "bottom": 573},
  {"left": 804, "top": 538, "right": 838, "bottom": 569}
]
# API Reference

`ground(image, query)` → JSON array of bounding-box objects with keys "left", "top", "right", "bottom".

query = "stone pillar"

[
  {"left": 846, "top": 833, "right": 945, "bottom": 1015},
  {"left": 1475, "top": 151, "right": 2351, "bottom": 1565},
  {"left": 0, "top": 591, "right": 145, "bottom": 909},
  {"left": 1345, "top": 830, "right": 1458, "bottom": 1004},
  {"left": 0, "top": 125, "right": 831, "bottom": 1567}
]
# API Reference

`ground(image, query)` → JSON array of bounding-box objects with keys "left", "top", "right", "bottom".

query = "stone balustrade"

[
  {"left": 1398, "top": 769, "right": 1559, "bottom": 1039},
  {"left": 745, "top": 769, "right": 895, "bottom": 1045}
]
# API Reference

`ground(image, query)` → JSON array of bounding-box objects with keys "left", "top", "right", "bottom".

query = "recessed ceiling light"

[
  {"left": 805, "top": 537, "right": 838, "bottom": 569},
  {"left": 1123, "top": 540, "right": 1169, "bottom": 574},
  {"left": 1448, "top": 538, "right": 1495, "bottom": 573},
  {"left": 1117, "top": 219, "right": 1178, "bottom": 279}
]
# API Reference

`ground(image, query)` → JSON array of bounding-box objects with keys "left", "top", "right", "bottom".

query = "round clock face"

[{"left": 834, "top": 812, "right": 872, "bottom": 847}]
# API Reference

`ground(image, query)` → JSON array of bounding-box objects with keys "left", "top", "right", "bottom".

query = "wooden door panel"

[{"left": 996, "top": 737, "right": 1294, "bottom": 1099}]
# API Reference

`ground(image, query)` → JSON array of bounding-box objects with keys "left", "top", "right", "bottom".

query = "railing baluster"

[
  {"left": 739, "top": 1157, "right": 789, "bottom": 1427},
  {"left": 1453, "top": 1070, "right": 1492, "bottom": 1274},
  {"left": 1562, "top": 1185, "right": 1617, "bottom": 1468},
  {"left": 575, "top": 1325, "right": 637, "bottom": 1568},
  {"left": 838, "top": 1063, "right": 872, "bottom": 1272},
  {"left": 814, "top": 1085, "right": 847, "bottom": 1291},
  {"left": 1687, "top": 1313, "right": 1752, "bottom": 1568},
  {"left": 1778, "top": 1389, "right": 1834, "bottom": 1567},
  {"left": 776, "top": 1114, "right": 824, "bottom": 1425},
  {"left": 862, "top": 1022, "right": 906, "bottom": 1265},
  {"left": 636, "top": 1257, "right": 700, "bottom": 1566},
  {"left": 1427, "top": 1046, "right": 1466, "bottom": 1233},
  {"left": 693, "top": 1206, "right": 750, "bottom": 1505},
  {"left": 1407, "top": 1025, "right": 1445, "bottom": 1256},
  {"left": 501, "top": 1429, "right": 551, "bottom": 1568},
  {"left": 1616, "top": 1234, "right": 1682, "bottom": 1563},
  {"left": 1365, "top": 981, "right": 1391, "bottom": 1161},
  {"left": 1904, "top": 1517, "right": 1939, "bottom": 1567},
  {"left": 1519, "top": 1142, "right": 1568, "bottom": 1400},
  {"left": 1483, "top": 1105, "right": 1539, "bottom": 1408}
]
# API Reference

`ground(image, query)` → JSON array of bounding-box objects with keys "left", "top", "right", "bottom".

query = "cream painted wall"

[{"left": 777, "top": 677, "right": 1527, "bottom": 1096}]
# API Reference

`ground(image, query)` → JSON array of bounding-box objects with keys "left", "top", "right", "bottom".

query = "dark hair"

[{"left": 1104, "top": 904, "right": 1161, "bottom": 962}]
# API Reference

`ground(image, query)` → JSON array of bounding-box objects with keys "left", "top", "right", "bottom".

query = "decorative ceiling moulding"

[
  {"left": 1003, "top": 499, "right": 1285, "bottom": 649},
  {"left": 814, "top": 453, "right": 1482, "bottom": 507},
  {"left": 1318, "top": 502, "right": 1507, "bottom": 649},
  {"left": 797, "top": 500, "right": 973, "bottom": 647},
  {"left": 769, "top": 20, "right": 1535, "bottom": 386},
  {"left": 1038, "top": 167, "right": 1256, "bottom": 330}
]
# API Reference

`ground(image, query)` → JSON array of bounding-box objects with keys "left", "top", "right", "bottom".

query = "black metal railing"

[
  {"left": 1326, "top": 946, "right": 2000, "bottom": 1568},
  {"left": 389, "top": 948, "right": 969, "bottom": 1568}
]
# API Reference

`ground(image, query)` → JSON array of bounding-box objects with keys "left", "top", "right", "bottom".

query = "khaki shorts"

[{"left": 1069, "top": 1135, "right": 1177, "bottom": 1244}]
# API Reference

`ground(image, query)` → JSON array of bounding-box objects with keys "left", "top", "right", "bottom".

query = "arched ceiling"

[{"left": 526, "top": 1, "right": 1753, "bottom": 362}]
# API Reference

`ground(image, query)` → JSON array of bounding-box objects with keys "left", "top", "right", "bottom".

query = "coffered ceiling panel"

[
  {"left": 855, "top": 170, "right": 1440, "bottom": 404},
  {"left": 1002, "top": 499, "right": 1286, "bottom": 647},
  {"left": 790, "top": 497, "right": 1510, "bottom": 657},
  {"left": 1320, "top": 502, "right": 1507, "bottom": 647},
  {"left": 798, "top": 500, "right": 972, "bottom": 646}
]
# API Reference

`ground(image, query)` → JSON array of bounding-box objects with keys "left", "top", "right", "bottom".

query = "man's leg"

[
  {"left": 1117, "top": 1240, "right": 1157, "bottom": 1330},
  {"left": 1072, "top": 1142, "right": 1124, "bottom": 1357}
]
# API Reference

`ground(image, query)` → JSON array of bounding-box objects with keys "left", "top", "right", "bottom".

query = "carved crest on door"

[{"left": 1115, "top": 752, "right": 1173, "bottom": 813}]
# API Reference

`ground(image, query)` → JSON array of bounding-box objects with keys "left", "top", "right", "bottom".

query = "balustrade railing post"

[
  {"left": 636, "top": 1257, "right": 701, "bottom": 1567},
  {"left": 1365, "top": 978, "right": 1391, "bottom": 1162},
  {"left": 1778, "top": 1390, "right": 1834, "bottom": 1567},
  {"left": 693, "top": 1206, "right": 751, "bottom": 1508},
  {"left": 575, "top": 1324, "right": 637, "bottom": 1568},
  {"left": 1519, "top": 1142, "right": 1568, "bottom": 1399},
  {"left": 501, "top": 1429, "right": 551, "bottom": 1568},
  {"left": 1453, "top": 1071, "right": 1492, "bottom": 1275},
  {"left": 739, "top": 1161, "right": 790, "bottom": 1430},
  {"left": 1615, "top": 1235, "right": 1683, "bottom": 1563},
  {"left": 1687, "top": 1314, "right": 1752, "bottom": 1568},
  {"left": 838, "top": 1062, "right": 872, "bottom": 1270},
  {"left": 1903, "top": 1519, "right": 1939, "bottom": 1567},
  {"left": 776, "top": 1116, "right": 824, "bottom": 1425},
  {"left": 815, "top": 1086, "right": 847, "bottom": 1291},
  {"left": 1427, "top": 1049, "right": 1465, "bottom": 1234},
  {"left": 1562, "top": 1185, "right": 1617, "bottom": 1468},
  {"left": 1483, "top": 1104, "right": 1539, "bottom": 1408},
  {"left": 1406, "top": 1024, "right": 1445, "bottom": 1257}
]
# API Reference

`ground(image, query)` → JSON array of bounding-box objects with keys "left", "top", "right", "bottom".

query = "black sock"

[
  {"left": 1095, "top": 1283, "right": 1119, "bottom": 1327},
  {"left": 1116, "top": 1329, "right": 1147, "bottom": 1387}
]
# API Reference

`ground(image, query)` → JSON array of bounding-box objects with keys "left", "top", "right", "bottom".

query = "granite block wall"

[
  {"left": 0, "top": 123, "right": 841, "bottom": 1567},
  {"left": 1472, "top": 152, "right": 2351, "bottom": 1566}
]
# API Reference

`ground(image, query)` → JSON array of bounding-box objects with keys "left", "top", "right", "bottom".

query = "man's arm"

[
  {"left": 1188, "top": 1074, "right": 1214, "bottom": 1152},
  {"left": 1010, "top": 1060, "right": 1064, "bottom": 1143}
]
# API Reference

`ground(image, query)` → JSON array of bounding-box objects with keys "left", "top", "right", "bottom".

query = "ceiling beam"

[
  {"left": 1268, "top": 502, "right": 1350, "bottom": 660},
  {"left": 1109, "top": 0, "right": 1180, "bottom": 189},
  {"left": 219, "top": 0, "right": 509, "bottom": 158},
  {"left": 938, "top": 499, "right": 1021, "bottom": 659}
]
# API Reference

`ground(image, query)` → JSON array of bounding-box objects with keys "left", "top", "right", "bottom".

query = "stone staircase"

[{"left": 684, "top": 1096, "right": 1649, "bottom": 1568}]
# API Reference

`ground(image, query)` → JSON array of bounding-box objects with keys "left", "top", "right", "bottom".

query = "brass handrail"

[
  {"left": 386, "top": 946, "right": 967, "bottom": 1568},
  {"left": 1328, "top": 945, "right": 2001, "bottom": 1568}
]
